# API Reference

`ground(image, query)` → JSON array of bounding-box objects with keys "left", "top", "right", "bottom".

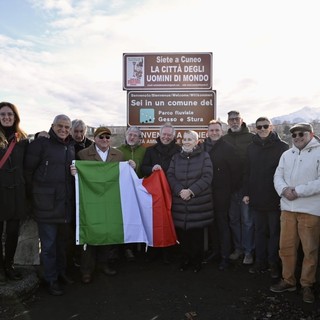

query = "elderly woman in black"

[
  {"left": 0, "top": 102, "right": 28, "bottom": 284},
  {"left": 167, "top": 130, "right": 213, "bottom": 272}
]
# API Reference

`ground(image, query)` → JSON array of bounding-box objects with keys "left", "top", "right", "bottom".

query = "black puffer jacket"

[
  {"left": 141, "top": 137, "right": 181, "bottom": 176},
  {"left": 243, "top": 131, "right": 289, "bottom": 211},
  {"left": 167, "top": 145, "right": 213, "bottom": 230},
  {"left": 24, "top": 128, "right": 75, "bottom": 223},
  {"left": 0, "top": 134, "right": 29, "bottom": 221}
]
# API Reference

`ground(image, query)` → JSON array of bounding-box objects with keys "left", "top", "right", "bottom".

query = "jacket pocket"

[{"left": 33, "top": 186, "right": 55, "bottom": 211}]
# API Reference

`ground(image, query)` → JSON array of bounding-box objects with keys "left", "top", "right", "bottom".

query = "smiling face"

[
  {"left": 182, "top": 132, "right": 198, "bottom": 152},
  {"left": 208, "top": 123, "right": 223, "bottom": 141},
  {"left": 52, "top": 118, "right": 71, "bottom": 141},
  {"left": 255, "top": 120, "right": 272, "bottom": 139},
  {"left": 159, "top": 127, "right": 175, "bottom": 145},
  {"left": 94, "top": 133, "right": 111, "bottom": 152},
  {"left": 292, "top": 130, "right": 313, "bottom": 150},
  {"left": 0, "top": 106, "right": 15, "bottom": 128}
]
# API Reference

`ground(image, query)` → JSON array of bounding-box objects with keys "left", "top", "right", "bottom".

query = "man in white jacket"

[{"left": 271, "top": 123, "right": 320, "bottom": 304}]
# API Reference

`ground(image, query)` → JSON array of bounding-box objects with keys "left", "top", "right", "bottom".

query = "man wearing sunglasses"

[
  {"left": 271, "top": 123, "right": 320, "bottom": 304},
  {"left": 242, "top": 117, "right": 288, "bottom": 278},
  {"left": 74, "top": 126, "right": 125, "bottom": 284}
]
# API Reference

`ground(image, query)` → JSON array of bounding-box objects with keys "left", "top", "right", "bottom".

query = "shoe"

[
  {"left": 48, "top": 281, "right": 64, "bottom": 296},
  {"left": 218, "top": 258, "right": 230, "bottom": 271},
  {"left": 249, "top": 262, "right": 268, "bottom": 274},
  {"left": 58, "top": 274, "right": 74, "bottom": 284},
  {"left": 229, "top": 249, "right": 243, "bottom": 261},
  {"left": 101, "top": 265, "right": 117, "bottom": 276},
  {"left": 269, "top": 263, "right": 281, "bottom": 279},
  {"left": 81, "top": 273, "right": 92, "bottom": 284},
  {"left": 243, "top": 253, "right": 254, "bottom": 265},
  {"left": 204, "top": 251, "right": 220, "bottom": 263},
  {"left": 302, "top": 287, "right": 314, "bottom": 303},
  {"left": 0, "top": 269, "right": 6, "bottom": 285},
  {"left": 270, "top": 279, "right": 296, "bottom": 293},
  {"left": 125, "top": 249, "right": 135, "bottom": 262},
  {"left": 193, "top": 263, "right": 201, "bottom": 273},
  {"left": 179, "top": 260, "right": 190, "bottom": 272},
  {"left": 5, "top": 266, "right": 22, "bottom": 281}
]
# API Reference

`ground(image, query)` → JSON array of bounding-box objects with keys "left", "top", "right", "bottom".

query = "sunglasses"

[
  {"left": 291, "top": 132, "right": 306, "bottom": 138},
  {"left": 98, "top": 135, "right": 110, "bottom": 140},
  {"left": 256, "top": 124, "right": 270, "bottom": 130}
]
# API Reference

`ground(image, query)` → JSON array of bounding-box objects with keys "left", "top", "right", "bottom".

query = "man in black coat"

[
  {"left": 25, "top": 114, "right": 75, "bottom": 296},
  {"left": 242, "top": 117, "right": 288, "bottom": 278},
  {"left": 202, "top": 120, "right": 241, "bottom": 270},
  {"left": 141, "top": 123, "right": 181, "bottom": 263}
]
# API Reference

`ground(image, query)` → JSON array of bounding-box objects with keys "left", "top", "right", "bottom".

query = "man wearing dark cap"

[
  {"left": 74, "top": 126, "right": 130, "bottom": 284},
  {"left": 271, "top": 123, "right": 320, "bottom": 304},
  {"left": 223, "top": 110, "right": 255, "bottom": 265}
]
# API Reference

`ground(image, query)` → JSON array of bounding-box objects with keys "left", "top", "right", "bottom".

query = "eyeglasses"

[
  {"left": 228, "top": 117, "right": 241, "bottom": 122},
  {"left": 291, "top": 132, "right": 306, "bottom": 138},
  {"left": 98, "top": 135, "right": 110, "bottom": 140},
  {"left": 0, "top": 112, "right": 14, "bottom": 117},
  {"left": 256, "top": 124, "right": 270, "bottom": 130}
]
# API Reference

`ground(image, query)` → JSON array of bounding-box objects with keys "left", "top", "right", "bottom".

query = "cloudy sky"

[{"left": 1, "top": 0, "right": 319, "bottom": 133}]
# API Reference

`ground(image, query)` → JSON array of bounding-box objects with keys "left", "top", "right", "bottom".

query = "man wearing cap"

[
  {"left": 223, "top": 111, "right": 255, "bottom": 265},
  {"left": 271, "top": 123, "right": 320, "bottom": 304},
  {"left": 73, "top": 126, "right": 134, "bottom": 284}
]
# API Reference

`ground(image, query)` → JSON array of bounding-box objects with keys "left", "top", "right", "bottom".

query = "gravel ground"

[{"left": 1, "top": 253, "right": 320, "bottom": 320}]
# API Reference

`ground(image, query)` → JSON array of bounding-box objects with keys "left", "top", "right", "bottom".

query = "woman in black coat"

[
  {"left": 167, "top": 130, "right": 213, "bottom": 272},
  {"left": 0, "top": 102, "right": 29, "bottom": 284}
]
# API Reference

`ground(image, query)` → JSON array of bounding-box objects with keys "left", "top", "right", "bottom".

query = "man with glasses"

[
  {"left": 223, "top": 110, "right": 255, "bottom": 265},
  {"left": 242, "top": 117, "right": 288, "bottom": 278},
  {"left": 271, "top": 123, "right": 320, "bottom": 304},
  {"left": 74, "top": 126, "right": 136, "bottom": 284}
]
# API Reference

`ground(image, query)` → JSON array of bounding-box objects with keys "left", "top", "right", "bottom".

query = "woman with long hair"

[{"left": 0, "top": 101, "right": 28, "bottom": 284}]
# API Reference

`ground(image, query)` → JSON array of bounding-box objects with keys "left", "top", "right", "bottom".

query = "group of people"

[{"left": 1, "top": 101, "right": 320, "bottom": 304}]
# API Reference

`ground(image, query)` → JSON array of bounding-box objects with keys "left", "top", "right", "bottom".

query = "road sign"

[
  {"left": 140, "top": 127, "right": 208, "bottom": 147},
  {"left": 128, "top": 90, "right": 216, "bottom": 127},
  {"left": 123, "top": 52, "right": 212, "bottom": 90}
]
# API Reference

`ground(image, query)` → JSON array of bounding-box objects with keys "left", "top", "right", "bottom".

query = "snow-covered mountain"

[{"left": 271, "top": 106, "right": 320, "bottom": 124}]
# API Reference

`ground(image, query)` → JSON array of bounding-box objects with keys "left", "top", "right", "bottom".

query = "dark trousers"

[
  {"left": 252, "top": 209, "right": 280, "bottom": 265},
  {"left": 176, "top": 228, "right": 204, "bottom": 265},
  {"left": 37, "top": 222, "right": 69, "bottom": 283},
  {"left": 0, "top": 219, "right": 20, "bottom": 268},
  {"left": 80, "top": 245, "right": 111, "bottom": 274},
  {"left": 209, "top": 210, "right": 232, "bottom": 259}
]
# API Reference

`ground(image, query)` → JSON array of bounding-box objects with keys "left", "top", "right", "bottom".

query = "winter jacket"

[
  {"left": 274, "top": 137, "right": 320, "bottom": 216},
  {"left": 243, "top": 132, "right": 288, "bottom": 211},
  {"left": 117, "top": 143, "right": 146, "bottom": 178},
  {"left": 222, "top": 122, "right": 254, "bottom": 190},
  {"left": 201, "top": 137, "right": 241, "bottom": 211},
  {"left": 167, "top": 145, "right": 213, "bottom": 230},
  {"left": 24, "top": 128, "right": 75, "bottom": 223},
  {"left": 141, "top": 137, "right": 181, "bottom": 177},
  {"left": 77, "top": 143, "right": 124, "bottom": 162},
  {"left": 0, "top": 134, "right": 29, "bottom": 221}
]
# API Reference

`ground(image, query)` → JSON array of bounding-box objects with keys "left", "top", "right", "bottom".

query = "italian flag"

[{"left": 74, "top": 161, "right": 177, "bottom": 247}]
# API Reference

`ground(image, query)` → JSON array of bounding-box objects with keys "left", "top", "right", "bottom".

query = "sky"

[{"left": 1, "top": 0, "right": 320, "bottom": 134}]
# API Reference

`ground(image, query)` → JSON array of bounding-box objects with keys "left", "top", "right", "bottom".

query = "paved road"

[{"left": 3, "top": 253, "right": 320, "bottom": 320}]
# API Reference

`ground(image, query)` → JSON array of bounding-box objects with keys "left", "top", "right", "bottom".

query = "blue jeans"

[
  {"left": 252, "top": 209, "right": 280, "bottom": 264},
  {"left": 228, "top": 191, "right": 254, "bottom": 255},
  {"left": 38, "top": 222, "right": 69, "bottom": 283}
]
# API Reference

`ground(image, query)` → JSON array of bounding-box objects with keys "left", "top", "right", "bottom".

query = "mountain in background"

[{"left": 271, "top": 106, "right": 320, "bottom": 124}]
